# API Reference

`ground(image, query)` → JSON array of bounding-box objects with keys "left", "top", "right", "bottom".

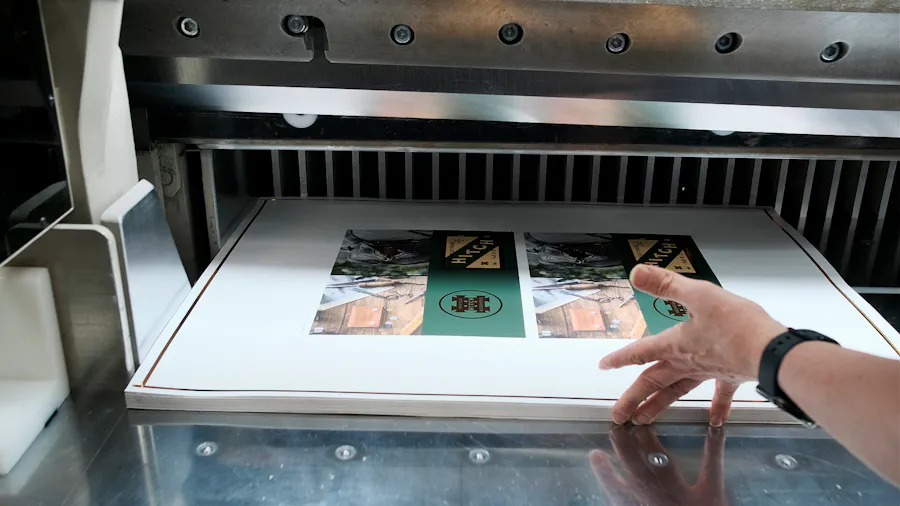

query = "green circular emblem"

[
  {"left": 439, "top": 290, "right": 502, "bottom": 319},
  {"left": 653, "top": 297, "right": 690, "bottom": 322}
]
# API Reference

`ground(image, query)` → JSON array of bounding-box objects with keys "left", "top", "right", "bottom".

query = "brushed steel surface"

[
  {"left": 126, "top": 83, "right": 900, "bottom": 138},
  {"left": 572, "top": 0, "right": 898, "bottom": 11},
  {"left": 841, "top": 160, "right": 870, "bottom": 274},
  {"left": 120, "top": 1, "right": 900, "bottom": 82},
  {"left": 154, "top": 144, "right": 202, "bottom": 283},
  {"left": 0, "top": 394, "right": 124, "bottom": 506},
  {"left": 324, "top": 151, "right": 335, "bottom": 198},
  {"left": 486, "top": 154, "right": 495, "bottom": 202},
  {"left": 9, "top": 226, "right": 132, "bottom": 394},
  {"left": 797, "top": 159, "right": 816, "bottom": 234},
  {"left": 697, "top": 158, "right": 710, "bottom": 205},
  {"left": 4, "top": 399, "right": 900, "bottom": 505},
  {"left": 120, "top": 2, "right": 314, "bottom": 62},
  {"left": 669, "top": 157, "right": 683, "bottom": 204},
  {"left": 458, "top": 153, "right": 466, "bottom": 201},
  {"left": 617, "top": 157, "right": 628, "bottom": 204},
  {"left": 865, "top": 160, "right": 898, "bottom": 283},
  {"left": 200, "top": 150, "right": 259, "bottom": 256},
  {"left": 820, "top": 160, "right": 843, "bottom": 251},
  {"left": 270, "top": 151, "right": 283, "bottom": 198},
  {"left": 147, "top": 142, "right": 900, "bottom": 286},
  {"left": 298, "top": 150, "right": 310, "bottom": 198},
  {"left": 102, "top": 182, "right": 190, "bottom": 363}
]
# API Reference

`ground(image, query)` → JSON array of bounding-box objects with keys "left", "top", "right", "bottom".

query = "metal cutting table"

[{"left": 1, "top": 0, "right": 900, "bottom": 504}]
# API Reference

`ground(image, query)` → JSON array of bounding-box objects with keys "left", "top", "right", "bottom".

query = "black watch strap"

[{"left": 756, "top": 328, "right": 839, "bottom": 427}]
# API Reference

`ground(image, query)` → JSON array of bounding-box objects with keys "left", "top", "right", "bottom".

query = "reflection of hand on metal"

[{"left": 589, "top": 426, "right": 727, "bottom": 506}]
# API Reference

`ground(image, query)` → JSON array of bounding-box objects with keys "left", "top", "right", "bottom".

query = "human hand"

[
  {"left": 599, "top": 264, "right": 787, "bottom": 426},
  {"left": 589, "top": 425, "right": 727, "bottom": 506}
]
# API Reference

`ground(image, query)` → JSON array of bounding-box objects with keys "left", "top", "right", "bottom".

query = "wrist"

[{"left": 740, "top": 322, "right": 788, "bottom": 380}]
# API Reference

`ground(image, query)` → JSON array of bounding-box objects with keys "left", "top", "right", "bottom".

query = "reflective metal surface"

[
  {"left": 2, "top": 395, "right": 899, "bottom": 505},
  {"left": 121, "top": 0, "right": 900, "bottom": 137},
  {"left": 102, "top": 181, "right": 190, "bottom": 363},
  {"left": 9, "top": 225, "right": 133, "bottom": 394},
  {"left": 131, "top": 83, "right": 900, "bottom": 138},
  {"left": 176, "top": 145, "right": 900, "bottom": 287},
  {"left": 200, "top": 150, "right": 271, "bottom": 256},
  {"left": 121, "top": 1, "right": 900, "bottom": 82}
]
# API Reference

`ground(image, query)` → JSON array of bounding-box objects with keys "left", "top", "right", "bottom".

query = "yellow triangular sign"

[
  {"left": 666, "top": 250, "right": 695, "bottom": 273},
  {"left": 445, "top": 236, "right": 477, "bottom": 257},
  {"left": 467, "top": 247, "right": 500, "bottom": 269},
  {"left": 628, "top": 239, "right": 656, "bottom": 260}
]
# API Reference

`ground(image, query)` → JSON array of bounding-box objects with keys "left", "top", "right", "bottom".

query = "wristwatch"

[{"left": 756, "top": 328, "right": 839, "bottom": 428}]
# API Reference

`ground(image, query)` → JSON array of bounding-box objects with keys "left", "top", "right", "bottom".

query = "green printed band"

[
  {"left": 612, "top": 234, "right": 720, "bottom": 335},
  {"left": 422, "top": 231, "right": 525, "bottom": 337}
]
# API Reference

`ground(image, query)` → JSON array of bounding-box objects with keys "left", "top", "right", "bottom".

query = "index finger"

[{"left": 598, "top": 325, "right": 682, "bottom": 370}]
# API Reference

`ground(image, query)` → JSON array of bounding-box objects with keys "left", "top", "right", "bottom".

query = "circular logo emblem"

[
  {"left": 653, "top": 297, "right": 690, "bottom": 322},
  {"left": 439, "top": 290, "right": 503, "bottom": 319}
]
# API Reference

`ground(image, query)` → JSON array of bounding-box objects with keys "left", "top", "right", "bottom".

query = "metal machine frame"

[{"left": 2, "top": 0, "right": 900, "bottom": 503}]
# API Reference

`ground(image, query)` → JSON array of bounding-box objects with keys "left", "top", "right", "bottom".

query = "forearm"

[{"left": 778, "top": 341, "right": 900, "bottom": 484}]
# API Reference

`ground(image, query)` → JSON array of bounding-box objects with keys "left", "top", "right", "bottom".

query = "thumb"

[{"left": 629, "top": 264, "right": 708, "bottom": 306}]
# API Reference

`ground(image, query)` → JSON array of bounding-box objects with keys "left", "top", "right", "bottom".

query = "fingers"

[
  {"left": 589, "top": 449, "right": 625, "bottom": 485},
  {"left": 698, "top": 427, "right": 726, "bottom": 489},
  {"left": 588, "top": 450, "right": 633, "bottom": 502},
  {"left": 709, "top": 380, "right": 739, "bottom": 427},
  {"left": 611, "top": 362, "right": 684, "bottom": 424},
  {"left": 599, "top": 325, "right": 683, "bottom": 370},
  {"left": 632, "top": 378, "right": 703, "bottom": 425},
  {"left": 629, "top": 264, "right": 712, "bottom": 307},
  {"left": 632, "top": 427, "right": 686, "bottom": 488}
]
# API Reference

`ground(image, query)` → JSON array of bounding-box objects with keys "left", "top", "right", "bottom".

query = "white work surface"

[{"left": 126, "top": 200, "right": 899, "bottom": 422}]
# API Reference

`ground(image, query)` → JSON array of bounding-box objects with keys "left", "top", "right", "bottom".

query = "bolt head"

[
  {"left": 775, "top": 454, "right": 798, "bottom": 469},
  {"left": 499, "top": 23, "right": 522, "bottom": 44},
  {"left": 335, "top": 445, "right": 358, "bottom": 461},
  {"left": 606, "top": 33, "right": 629, "bottom": 54},
  {"left": 178, "top": 17, "right": 199, "bottom": 38},
  {"left": 284, "top": 15, "right": 308, "bottom": 35},
  {"left": 648, "top": 452, "right": 669, "bottom": 467},
  {"left": 715, "top": 32, "right": 741, "bottom": 54},
  {"left": 195, "top": 442, "right": 218, "bottom": 456},
  {"left": 468, "top": 448, "right": 491, "bottom": 464},
  {"left": 820, "top": 43, "right": 843, "bottom": 62},
  {"left": 391, "top": 24, "right": 413, "bottom": 45}
]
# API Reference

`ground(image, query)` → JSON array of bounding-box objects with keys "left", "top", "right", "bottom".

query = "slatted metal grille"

[{"left": 197, "top": 148, "right": 900, "bottom": 288}]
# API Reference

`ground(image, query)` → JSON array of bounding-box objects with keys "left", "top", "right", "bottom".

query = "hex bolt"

[
  {"left": 468, "top": 448, "right": 491, "bottom": 464},
  {"left": 820, "top": 42, "right": 845, "bottom": 63},
  {"left": 283, "top": 15, "right": 308, "bottom": 36},
  {"left": 606, "top": 33, "right": 630, "bottom": 54},
  {"left": 195, "top": 442, "right": 217, "bottom": 456},
  {"left": 499, "top": 23, "right": 523, "bottom": 45},
  {"left": 714, "top": 32, "right": 741, "bottom": 54},
  {"left": 775, "top": 454, "right": 798, "bottom": 469},
  {"left": 391, "top": 24, "right": 414, "bottom": 45},
  {"left": 648, "top": 452, "right": 669, "bottom": 467},
  {"left": 335, "top": 445, "right": 358, "bottom": 461},
  {"left": 177, "top": 17, "right": 199, "bottom": 38}
]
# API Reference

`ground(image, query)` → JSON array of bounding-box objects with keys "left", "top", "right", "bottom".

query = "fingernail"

[
  {"left": 598, "top": 359, "right": 611, "bottom": 370},
  {"left": 709, "top": 417, "right": 723, "bottom": 428},
  {"left": 629, "top": 265, "right": 649, "bottom": 288},
  {"left": 632, "top": 414, "right": 651, "bottom": 426}
]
